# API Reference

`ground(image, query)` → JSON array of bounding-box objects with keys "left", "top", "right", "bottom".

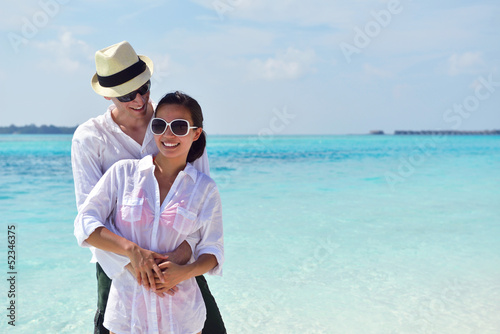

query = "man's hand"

[
  {"left": 157, "top": 240, "right": 192, "bottom": 266},
  {"left": 125, "top": 263, "right": 135, "bottom": 276},
  {"left": 154, "top": 285, "right": 179, "bottom": 297}
]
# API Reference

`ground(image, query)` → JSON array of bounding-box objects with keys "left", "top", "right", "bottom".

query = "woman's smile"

[{"left": 162, "top": 142, "right": 180, "bottom": 148}]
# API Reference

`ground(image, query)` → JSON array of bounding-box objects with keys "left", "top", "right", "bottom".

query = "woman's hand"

[
  {"left": 126, "top": 244, "right": 169, "bottom": 291},
  {"left": 154, "top": 261, "right": 191, "bottom": 292},
  {"left": 127, "top": 258, "right": 177, "bottom": 297}
]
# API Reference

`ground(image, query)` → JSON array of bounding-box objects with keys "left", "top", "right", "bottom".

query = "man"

[{"left": 72, "top": 41, "right": 225, "bottom": 334}]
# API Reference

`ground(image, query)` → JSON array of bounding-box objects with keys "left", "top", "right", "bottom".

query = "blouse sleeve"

[{"left": 194, "top": 185, "right": 224, "bottom": 276}]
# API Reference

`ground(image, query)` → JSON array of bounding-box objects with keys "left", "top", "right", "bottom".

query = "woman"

[{"left": 74, "top": 91, "right": 224, "bottom": 333}]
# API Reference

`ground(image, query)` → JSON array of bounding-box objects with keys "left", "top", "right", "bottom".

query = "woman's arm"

[
  {"left": 74, "top": 161, "right": 168, "bottom": 290},
  {"left": 86, "top": 227, "right": 168, "bottom": 291},
  {"left": 154, "top": 254, "right": 218, "bottom": 293},
  {"left": 154, "top": 183, "right": 224, "bottom": 295},
  {"left": 192, "top": 185, "right": 224, "bottom": 275}
]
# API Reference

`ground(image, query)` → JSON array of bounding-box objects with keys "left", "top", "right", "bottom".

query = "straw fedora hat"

[{"left": 91, "top": 41, "right": 154, "bottom": 97}]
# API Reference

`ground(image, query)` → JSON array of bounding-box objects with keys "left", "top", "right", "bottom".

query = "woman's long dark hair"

[{"left": 155, "top": 91, "right": 206, "bottom": 163}]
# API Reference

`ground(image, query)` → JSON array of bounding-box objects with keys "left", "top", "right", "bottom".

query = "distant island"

[
  {"left": 370, "top": 130, "right": 500, "bottom": 135},
  {"left": 0, "top": 124, "right": 77, "bottom": 134},
  {"left": 1, "top": 125, "right": 499, "bottom": 136}
]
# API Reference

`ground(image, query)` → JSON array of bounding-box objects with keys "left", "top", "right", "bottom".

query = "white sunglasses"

[{"left": 150, "top": 118, "right": 198, "bottom": 137}]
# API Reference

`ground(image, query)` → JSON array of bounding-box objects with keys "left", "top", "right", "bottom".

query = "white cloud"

[
  {"left": 34, "top": 30, "right": 93, "bottom": 73},
  {"left": 2, "top": 0, "right": 500, "bottom": 133},
  {"left": 248, "top": 47, "right": 316, "bottom": 81},
  {"left": 159, "top": 26, "right": 276, "bottom": 59},
  {"left": 447, "top": 52, "right": 485, "bottom": 76},
  {"left": 192, "top": 0, "right": 380, "bottom": 28},
  {"left": 148, "top": 53, "right": 172, "bottom": 87},
  {"left": 117, "top": 1, "right": 164, "bottom": 23},
  {"left": 0, "top": 0, "right": 42, "bottom": 31}
]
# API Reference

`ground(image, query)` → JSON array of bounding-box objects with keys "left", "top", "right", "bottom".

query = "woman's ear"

[{"left": 192, "top": 127, "right": 203, "bottom": 141}]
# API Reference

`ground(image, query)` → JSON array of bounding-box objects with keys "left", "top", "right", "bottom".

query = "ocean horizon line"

[{"left": 1, "top": 124, "right": 499, "bottom": 136}]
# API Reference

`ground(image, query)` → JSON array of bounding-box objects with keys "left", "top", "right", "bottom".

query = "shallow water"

[{"left": 1, "top": 134, "right": 499, "bottom": 333}]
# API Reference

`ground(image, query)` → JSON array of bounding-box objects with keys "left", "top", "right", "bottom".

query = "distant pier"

[
  {"left": 369, "top": 129, "right": 500, "bottom": 135},
  {"left": 393, "top": 130, "right": 500, "bottom": 135}
]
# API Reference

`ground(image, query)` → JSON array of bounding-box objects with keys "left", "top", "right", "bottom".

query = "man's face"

[{"left": 106, "top": 82, "right": 152, "bottom": 120}]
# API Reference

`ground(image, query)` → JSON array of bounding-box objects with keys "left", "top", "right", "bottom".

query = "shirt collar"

[
  {"left": 104, "top": 106, "right": 122, "bottom": 133},
  {"left": 182, "top": 163, "right": 198, "bottom": 182},
  {"left": 138, "top": 156, "right": 198, "bottom": 183},
  {"left": 138, "top": 155, "right": 154, "bottom": 171}
]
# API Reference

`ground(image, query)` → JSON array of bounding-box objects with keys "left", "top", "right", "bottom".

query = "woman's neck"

[
  {"left": 154, "top": 155, "right": 187, "bottom": 204},
  {"left": 153, "top": 154, "right": 187, "bottom": 179}
]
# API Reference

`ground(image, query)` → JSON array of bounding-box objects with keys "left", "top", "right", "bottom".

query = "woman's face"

[{"left": 153, "top": 104, "right": 202, "bottom": 161}]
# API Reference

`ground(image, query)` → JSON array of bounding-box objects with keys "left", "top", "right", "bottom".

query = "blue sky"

[{"left": 1, "top": 0, "right": 499, "bottom": 134}]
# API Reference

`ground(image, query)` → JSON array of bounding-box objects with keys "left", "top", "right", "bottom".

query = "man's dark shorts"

[{"left": 94, "top": 263, "right": 226, "bottom": 334}]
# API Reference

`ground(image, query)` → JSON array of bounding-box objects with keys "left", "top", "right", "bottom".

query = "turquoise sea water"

[{"left": 1, "top": 134, "right": 499, "bottom": 333}]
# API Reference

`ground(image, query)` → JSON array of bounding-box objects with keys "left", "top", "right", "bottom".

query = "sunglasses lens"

[
  {"left": 151, "top": 119, "right": 167, "bottom": 135},
  {"left": 117, "top": 81, "right": 151, "bottom": 103},
  {"left": 117, "top": 92, "right": 135, "bottom": 103},
  {"left": 137, "top": 81, "right": 151, "bottom": 95},
  {"left": 171, "top": 120, "right": 189, "bottom": 136}
]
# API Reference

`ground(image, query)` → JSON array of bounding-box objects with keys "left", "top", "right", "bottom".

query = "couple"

[{"left": 72, "top": 41, "right": 225, "bottom": 334}]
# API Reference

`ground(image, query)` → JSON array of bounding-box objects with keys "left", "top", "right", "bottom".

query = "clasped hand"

[
  {"left": 126, "top": 247, "right": 189, "bottom": 297},
  {"left": 152, "top": 260, "right": 190, "bottom": 297}
]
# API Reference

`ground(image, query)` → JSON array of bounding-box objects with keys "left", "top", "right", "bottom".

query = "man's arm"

[
  {"left": 71, "top": 133, "right": 104, "bottom": 211},
  {"left": 72, "top": 133, "right": 133, "bottom": 276},
  {"left": 160, "top": 240, "right": 193, "bottom": 265}
]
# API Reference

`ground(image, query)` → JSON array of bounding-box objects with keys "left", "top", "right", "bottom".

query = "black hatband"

[{"left": 97, "top": 58, "right": 147, "bottom": 87}]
